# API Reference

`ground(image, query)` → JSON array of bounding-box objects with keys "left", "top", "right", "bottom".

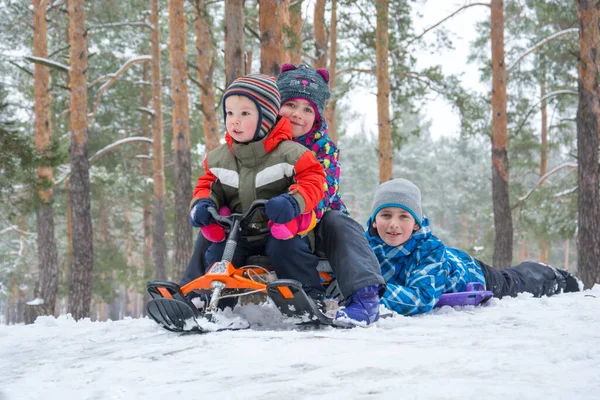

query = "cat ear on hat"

[
  {"left": 316, "top": 68, "right": 329, "bottom": 83},
  {"left": 281, "top": 63, "right": 297, "bottom": 73}
]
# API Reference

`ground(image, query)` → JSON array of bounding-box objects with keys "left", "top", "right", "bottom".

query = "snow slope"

[{"left": 1, "top": 287, "right": 599, "bottom": 400}]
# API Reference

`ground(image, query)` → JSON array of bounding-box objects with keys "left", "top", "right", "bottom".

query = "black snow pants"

[
  {"left": 179, "top": 210, "right": 385, "bottom": 298},
  {"left": 478, "top": 260, "right": 577, "bottom": 299}
]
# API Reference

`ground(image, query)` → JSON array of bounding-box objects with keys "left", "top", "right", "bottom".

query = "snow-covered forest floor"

[{"left": 1, "top": 286, "right": 599, "bottom": 400}]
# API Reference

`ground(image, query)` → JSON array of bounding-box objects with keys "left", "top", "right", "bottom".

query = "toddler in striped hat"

[{"left": 188, "top": 73, "right": 328, "bottom": 302}]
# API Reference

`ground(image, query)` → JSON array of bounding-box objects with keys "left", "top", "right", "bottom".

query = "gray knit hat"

[
  {"left": 371, "top": 178, "right": 423, "bottom": 227},
  {"left": 277, "top": 64, "right": 331, "bottom": 127},
  {"left": 222, "top": 74, "right": 281, "bottom": 141}
]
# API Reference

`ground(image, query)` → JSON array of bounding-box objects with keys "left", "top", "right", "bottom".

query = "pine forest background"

[{"left": 1, "top": 0, "right": 599, "bottom": 324}]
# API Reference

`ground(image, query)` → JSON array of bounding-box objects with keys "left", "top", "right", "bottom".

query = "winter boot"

[
  {"left": 555, "top": 269, "right": 582, "bottom": 293},
  {"left": 333, "top": 285, "right": 380, "bottom": 328}
]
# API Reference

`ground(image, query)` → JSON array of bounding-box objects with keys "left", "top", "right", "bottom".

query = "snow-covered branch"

[
  {"left": 89, "top": 56, "right": 151, "bottom": 120},
  {"left": 24, "top": 56, "right": 70, "bottom": 72},
  {"left": 137, "top": 107, "right": 155, "bottom": 117},
  {"left": 54, "top": 137, "right": 153, "bottom": 186},
  {"left": 514, "top": 90, "right": 578, "bottom": 136},
  {"left": 88, "top": 136, "right": 153, "bottom": 164},
  {"left": 507, "top": 28, "right": 579, "bottom": 74},
  {"left": 405, "top": 3, "right": 491, "bottom": 48},
  {"left": 513, "top": 162, "right": 578, "bottom": 209}
]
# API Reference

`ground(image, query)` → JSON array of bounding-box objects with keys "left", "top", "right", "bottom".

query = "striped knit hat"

[{"left": 222, "top": 74, "right": 281, "bottom": 141}]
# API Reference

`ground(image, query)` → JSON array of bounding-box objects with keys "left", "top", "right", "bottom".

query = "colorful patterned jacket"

[
  {"left": 365, "top": 216, "right": 485, "bottom": 316},
  {"left": 191, "top": 117, "right": 326, "bottom": 228},
  {"left": 293, "top": 122, "right": 348, "bottom": 220}
]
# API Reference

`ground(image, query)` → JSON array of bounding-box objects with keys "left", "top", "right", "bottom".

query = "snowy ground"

[{"left": 1, "top": 287, "right": 599, "bottom": 400}]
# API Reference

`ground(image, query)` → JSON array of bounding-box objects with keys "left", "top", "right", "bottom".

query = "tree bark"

[
  {"left": 313, "top": 0, "right": 327, "bottom": 69},
  {"left": 325, "top": 0, "right": 338, "bottom": 143},
  {"left": 140, "top": 61, "right": 153, "bottom": 291},
  {"left": 150, "top": 0, "right": 167, "bottom": 281},
  {"left": 67, "top": 0, "right": 94, "bottom": 320},
  {"left": 376, "top": 0, "right": 392, "bottom": 183},
  {"left": 194, "top": 0, "right": 220, "bottom": 151},
  {"left": 538, "top": 81, "right": 549, "bottom": 263},
  {"left": 259, "top": 0, "right": 285, "bottom": 77},
  {"left": 225, "top": 0, "right": 245, "bottom": 87},
  {"left": 576, "top": 0, "right": 600, "bottom": 289},
  {"left": 169, "top": 0, "right": 193, "bottom": 281},
  {"left": 33, "top": 0, "right": 58, "bottom": 316},
  {"left": 288, "top": 0, "right": 303, "bottom": 65},
  {"left": 490, "top": 0, "right": 513, "bottom": 269}
]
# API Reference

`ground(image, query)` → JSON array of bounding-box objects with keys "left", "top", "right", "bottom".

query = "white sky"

[
  {"left": 347, "top": 1, "right": 490, "bottom": 140},
  {"left": 1, "top": 287, "right": 599, "bottom": 399}
]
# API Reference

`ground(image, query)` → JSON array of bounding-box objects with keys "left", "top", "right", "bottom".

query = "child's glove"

[
  {"left": 190, "top": 199, "right": 216, "bottom": 227},
  {"left": 269, "top": 211, "right": 317, "bottom": 240},
  {"left": 200, "top": 206, "right": 231, "bottom": 242},
  {"left": 265, "top": 194, "right": 300, "bottom": 224}
]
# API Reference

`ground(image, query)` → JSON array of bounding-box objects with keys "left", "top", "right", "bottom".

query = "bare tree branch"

[
  {"left": 87, "top": 21, "right": 153, "bottom": 32},
  {"left": 405, "top": 3, "right": 491, "bottom": 48},
  {"left": 54, "top": 137, "right": 153, "bottom": 186},
  {"left": 89, "top": 56, "right": 151, "bottom": 120},
  {"left": 507, "top": 28, "right": 579, "bottom": 73},
  {"left": 514, "top": 89, "right": 578, "bottom": 136},
  {"left": 512, "top": 161, "right": 578, "bottom": 209}
]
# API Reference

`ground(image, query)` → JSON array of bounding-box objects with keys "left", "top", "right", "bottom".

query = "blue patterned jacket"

[{"left": 366, "top": 216, "right": 485, "bottom": 316}]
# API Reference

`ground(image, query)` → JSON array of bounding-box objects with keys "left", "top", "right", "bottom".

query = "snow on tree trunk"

[
  {"left": 68, "top": 0, "right": 94, "bottom": 320},
  {"left": 313, "top": 0, "right": 327, "bottom": 69},
  {"left": 194, "top": 0, "right": 220, "bottom": 151},
  {"left": 325, "top": 0, "right": 338, "bottom": 144},
  {"left": 225, "top": 0, "right": 245, "bottom": 87},
  {"left": 376, "top": 0, "right": 392, "bottom": 183},
  {"left": 490, "top": 0, "right": 513, "bottom": 270},
  {"left": 33, "top": 0, "right": 58, "bottom": 316},
  {"left": 576, "top": 0, "right": 600, "bottom": 289},
  {"left": 259, "top": 0, "right": 284, "bottom": 77},
  {"left": 288, "top": 0, "right": 303, "bottom": 65},
  {"left": 169, "top": 0, "right": 193, "bottom": 281},
  {"left": 150, "top": 0, "right": 167, "bottom": 281}
]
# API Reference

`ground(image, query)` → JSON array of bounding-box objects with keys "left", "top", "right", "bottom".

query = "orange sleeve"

[
  {"left": 191, "top": 157, "right": 218, "bottom": 208},
  {"left": 289, "top": 151, "right": 326, "bottom": 213}
]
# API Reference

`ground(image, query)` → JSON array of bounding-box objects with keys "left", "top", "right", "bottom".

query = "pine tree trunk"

[
  {"left": 140, "top": 61, "right": 153, "bottom": 289},
  {"left": 490, "top": 0, "right": 513, "bottom": 269},
  {"left": 150, "top": 0, "right": 167, "bottom": 281},
  {"left": 169, "top": 0, "right": 193, "bottom": 281},
  {"left": 68, "top": 0, "right": 94, "bottom": 320},
  {"left": 259, "top": 0, "right": 284, "bottom": 77},
  {"left": 325, "top": 0, "right": 338, "bottom": 143},
  {"left": 376, "top": 0, "right": 392, "bottom": 183},
  {"left": 194, "top": 0, "right": 220, "bottom": 151},
  {"left": 313, "top": 0, "right": 327, "bottom": 69},
  {"left": 288, "top": 0, "right": 303, "bottom": 65},
  {"left": 538, "top": 81, "right": 549, "bottom": 263},
  {"left": 225, "top": 0, "right": 245, "bottom": 87},
  {"left": 576, "top": 0, "right": 600, "bottom": 289},
  {"left": 33, "top": 0, "right": 58, "bottom": 316}
]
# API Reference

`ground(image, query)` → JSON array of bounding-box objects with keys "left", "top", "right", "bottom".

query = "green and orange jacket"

[{"left": 191, "top": 117, "right": 326, "bottom": 227}]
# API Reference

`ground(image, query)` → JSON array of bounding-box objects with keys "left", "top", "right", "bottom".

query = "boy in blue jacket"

[{"left": 367, "top": 178, "right": 581, "bottom": 316}]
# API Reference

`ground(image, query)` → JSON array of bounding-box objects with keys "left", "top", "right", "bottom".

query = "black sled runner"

[{"left": 146, "top": 200, "right": 337, "bottom": 333}]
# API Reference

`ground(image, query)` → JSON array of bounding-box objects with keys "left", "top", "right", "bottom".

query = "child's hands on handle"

[
  {"left": 190, "top": 199, "right": 217, "bottom": 227},
  {"left": 265, "top": 194, "right": 300, "bottom": 224}
]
